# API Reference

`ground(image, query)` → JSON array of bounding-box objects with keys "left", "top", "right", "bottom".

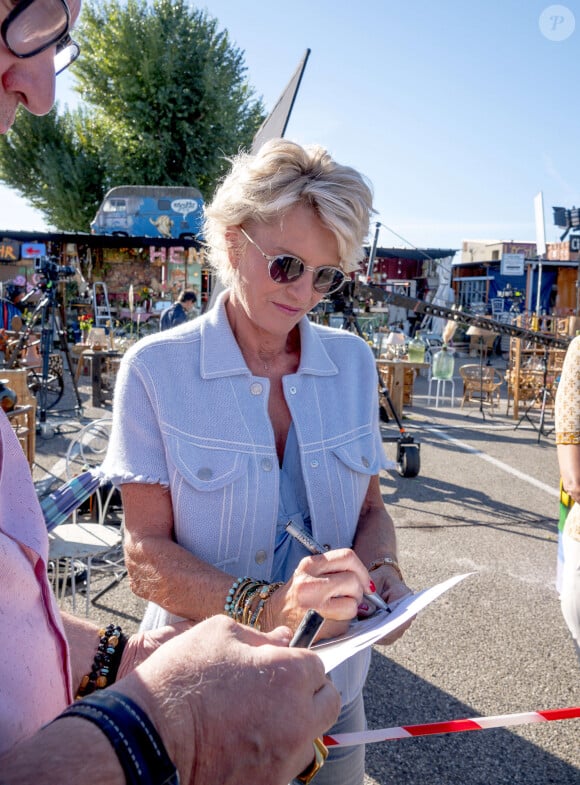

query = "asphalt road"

[{"left": 33, "top": 359, "right": 579, "bottom": 785}]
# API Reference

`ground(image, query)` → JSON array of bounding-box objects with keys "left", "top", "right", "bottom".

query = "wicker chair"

[{"left": 459, "top": 364, "right": 503, "bottom": 413}]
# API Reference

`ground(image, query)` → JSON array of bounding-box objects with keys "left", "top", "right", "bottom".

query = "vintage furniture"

[
  {"left": 505, "top": 336, "right": 565, "bottom": 419},
  {"left": 377, "top": 359, "right": 429, "bottom": 420},
  {"left": 84, "top": 349, "right": 122, "bottom": 407},
  {"left": 427, "top": 348, "right": 456, "bottom": 408},
  {"left": 47, "top": 418, "right": 123, "bottom": 615},
  {"left": 459, "top": 364, "right": 503, "bottom": 414},
  {"left": 1, "top": 368, "right": 36, "bottom": 467}
]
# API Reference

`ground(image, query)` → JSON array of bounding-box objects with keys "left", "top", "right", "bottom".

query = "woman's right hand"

[{"left": 264, "top": 548, "right": 371, "bottom": 639}]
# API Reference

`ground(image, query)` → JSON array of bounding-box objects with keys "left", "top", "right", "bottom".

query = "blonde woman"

[{"left": 104, "top": 139, "right": 412, "bottom": 785}]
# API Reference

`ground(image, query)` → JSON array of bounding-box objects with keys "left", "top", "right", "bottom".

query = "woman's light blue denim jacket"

[{"left": 102, "top": 290, "right": 390, "bottom": 705}]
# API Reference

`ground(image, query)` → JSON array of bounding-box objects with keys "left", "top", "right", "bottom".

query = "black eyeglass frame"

[
  {"left": 1, "top": 0, "right": 78, "bottom": 65},
  {"left": 239, "top": 226, "right": 347, "bottom": 296}
]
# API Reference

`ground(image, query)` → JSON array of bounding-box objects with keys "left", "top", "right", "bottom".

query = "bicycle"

[{"left": 2, "top": 325, "right": 65, "bottom": 409}]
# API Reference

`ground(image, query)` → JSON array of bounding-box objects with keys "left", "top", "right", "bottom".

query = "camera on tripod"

[{"left": 34, "top": 256, "right": 76, "bottom": 283}]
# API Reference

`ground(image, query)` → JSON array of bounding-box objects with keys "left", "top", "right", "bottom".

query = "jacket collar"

[{"left": 200, "top": 289, "right": 338, "bottom": 379}]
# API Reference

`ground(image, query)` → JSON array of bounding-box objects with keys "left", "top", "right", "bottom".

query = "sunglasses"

[
  {"left": 239, "top": 227, "right": 347, "bottom": 295},
  {"left": 1, "top": 0, "right": 80, "bottom": 74}
]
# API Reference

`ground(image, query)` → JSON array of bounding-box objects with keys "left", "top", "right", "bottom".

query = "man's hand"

[{"left": 120, "top": 615, "right": 340, "bottom": 785}]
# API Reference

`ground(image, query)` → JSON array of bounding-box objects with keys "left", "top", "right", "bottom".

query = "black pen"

[
  {"left": 289, "top": 609, "right": 326, "bottom": 648},
  {"left": 285, "top": 520, "right": 390, "bottom": 612}
]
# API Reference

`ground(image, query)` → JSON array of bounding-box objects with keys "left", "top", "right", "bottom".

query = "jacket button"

[
  {"left": 310, "top": 459, "right": 319, "bottom": 468},
  {"left": 289, "top": 386, "right": 297, "bottom": 394},
  {"left": 361, "top": 456, "right": 370, "bottom": 467},
  {"left": 197, "top": 467, "right": 213, "bottom": 480},
  {"left": 255, "top": 549, "right": 267, "bottom": 564},
  {"left": 261, "top": 458, "right": 273, "bottom": 472},
  {"left": 250, "top": 382, "right": 263, "bottom": 395}
]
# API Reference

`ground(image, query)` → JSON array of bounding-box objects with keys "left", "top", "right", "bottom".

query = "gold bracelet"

[
  {"left": 368, "top": 556, "right": 403, "bottom": 581},
  {"left": 296, "top": 737, "right": 328, "bottom": 784}
]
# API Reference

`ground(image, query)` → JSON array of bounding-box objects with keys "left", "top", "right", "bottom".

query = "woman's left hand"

[
  {"left": 358, "top": 565, "right": 414, "bottom": 645},
  {"left": 116, "top": 621, "right": 195, "bottom": 679}
]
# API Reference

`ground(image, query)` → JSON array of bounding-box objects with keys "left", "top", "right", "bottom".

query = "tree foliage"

[{"left": 0, "top": 0, "right": 265, "bottom": 230}]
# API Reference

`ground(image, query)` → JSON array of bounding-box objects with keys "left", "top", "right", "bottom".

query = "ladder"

[{"left": 92, "top": 282, "right": 113, "bottom": 329}]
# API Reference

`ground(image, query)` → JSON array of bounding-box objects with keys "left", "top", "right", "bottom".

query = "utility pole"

[{"left": 366, "top": 221, "right": 381, "bottom": 281}]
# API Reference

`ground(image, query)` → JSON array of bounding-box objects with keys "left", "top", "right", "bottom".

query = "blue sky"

[{"left": 1, "top": 0, "right": 578, "bottom": 253}]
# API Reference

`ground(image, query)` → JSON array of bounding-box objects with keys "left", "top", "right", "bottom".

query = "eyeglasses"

[
  {"left": 239, "top": 227, "right": 347, "bottom": 295},
  {"left": 1, "top": 0, "right": 80, "bottom": 74}
]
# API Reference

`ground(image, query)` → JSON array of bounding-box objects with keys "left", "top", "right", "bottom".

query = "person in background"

[
  {"left": 159, "top": 288, "right": 198, "bottom": 330},
  {"left": 103, "top": 138, "right": 413, "bottom": 785},
  {"left": 555, "top": 335, "right": 580, "bottom": 663},
  {"left": 0, "top": 3, "right": 340, "bottom": 784}
]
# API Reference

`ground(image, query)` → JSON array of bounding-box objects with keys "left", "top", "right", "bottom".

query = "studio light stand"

[{"left": 466, "top": 325, "right": 493, "bottom": 421}]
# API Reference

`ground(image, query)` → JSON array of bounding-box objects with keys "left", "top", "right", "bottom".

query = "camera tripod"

[
  {"left": 514, "top": 349, "right": 554, "bottom": 443},
  {"left": 8, "top": 279, "right": 82, "bottom": 433}
]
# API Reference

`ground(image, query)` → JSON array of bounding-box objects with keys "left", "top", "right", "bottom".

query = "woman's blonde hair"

[{"left": 203, "top": 138, "right": 374, "bottom": 286}]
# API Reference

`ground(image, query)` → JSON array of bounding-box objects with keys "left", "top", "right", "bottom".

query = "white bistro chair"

[
  {"left": 427, "top": 353, "right": 456, "bottom": 408},
  {"left": 46, "top": 418, "right": 123, "bottom": 615}
]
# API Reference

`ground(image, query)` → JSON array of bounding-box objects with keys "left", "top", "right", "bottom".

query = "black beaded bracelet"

[
  {"left": 56, "top": 690, "right": 179, "bottom": 785},
  {"left": 76, "top": 623, "right": 127, "bottom": 699}
]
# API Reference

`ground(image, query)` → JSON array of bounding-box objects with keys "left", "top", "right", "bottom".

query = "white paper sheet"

[{"left": 311, "top": 572, "right": 472, "bottom": 672}]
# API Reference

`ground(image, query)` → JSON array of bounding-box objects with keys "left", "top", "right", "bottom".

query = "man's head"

[
  {"left": 178, "top": 289, "right": 197, "bottom": 312},
  {"left": 0, "top": 0, "right": 81, "bottom": 133}
]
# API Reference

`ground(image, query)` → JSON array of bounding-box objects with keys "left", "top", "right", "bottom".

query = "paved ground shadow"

[{"left": 363, "top": 651, "right": 579, "bottom": 785}]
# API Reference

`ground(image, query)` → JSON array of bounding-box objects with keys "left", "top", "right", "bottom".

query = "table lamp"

[
  {"left": 385, "top": 331, "right": 406, "bottom": 360},
  {"left": 466, "top": 324, "right": 494, "bottom": 359}
]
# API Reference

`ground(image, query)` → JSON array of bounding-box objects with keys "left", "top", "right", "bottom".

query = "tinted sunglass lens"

[
  {"left": 314, "top": 268, "right": 345, "bottom": 294},
  {"left": 269, "top": 256, "right": 303, "bottom": 284}
]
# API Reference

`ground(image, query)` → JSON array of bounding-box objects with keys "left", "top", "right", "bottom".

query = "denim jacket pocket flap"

[
  {"left": 332, "top": 434, "right": 381, "bottom": 475},
  {"left": 167, "top": 436, "right": 249, "bottom": 492}
]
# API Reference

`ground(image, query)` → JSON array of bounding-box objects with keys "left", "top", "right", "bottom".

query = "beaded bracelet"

[
  {"left": 368, "top": 556, "right": 404, "bottom": 582},
  {"left": 76, "top": 623, "right": 127, "bottom": 700},
  {"left": 245, "top": 582, "right": 285, "bottom": 629},
  {"left": 224, "top": 577, "right": 284, "bottom": 628},
  {"left": 224, "top": 577, "right": 255, "bottom": 619},
  {"left": 55, "top": 690, "right": 179, "bottom": 785}
]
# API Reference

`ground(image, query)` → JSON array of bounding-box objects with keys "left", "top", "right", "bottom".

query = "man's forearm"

[{"left": 0, "top": 717, "right": 124, "bottom": 785}]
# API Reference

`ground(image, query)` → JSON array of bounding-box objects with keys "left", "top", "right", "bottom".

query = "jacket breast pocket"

[
  {"left": 164, "top": 434, "right": 250, "bottom": 567},
  {"left": 331, "top": 432, "right": 382, "bottom": 476},
  {"left": 168, "top": 436, "right": 249, "bottom": 491},
  {"left": 324, "top": 433, "right": 382, "bottom": 529}
]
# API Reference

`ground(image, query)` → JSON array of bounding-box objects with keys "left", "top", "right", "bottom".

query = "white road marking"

[{"left": 425, "top": 427, "right": 559, "bottom": 499}]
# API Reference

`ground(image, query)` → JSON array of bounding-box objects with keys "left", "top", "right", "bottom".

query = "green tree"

[{"left": 0, "top": 0, "right": 264, "bottom": 231}]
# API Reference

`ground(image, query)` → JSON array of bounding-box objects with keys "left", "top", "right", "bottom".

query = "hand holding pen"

[{"left": 285, "top": 520, "right": 390, "bottom": 613}]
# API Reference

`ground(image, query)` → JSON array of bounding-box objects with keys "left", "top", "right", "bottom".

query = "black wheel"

[
  {"left": 398, "top": 445, "right": 420, "bottom": 478},
  {"left": 27, "top": 368, "right": 64, "bottom": 409}
]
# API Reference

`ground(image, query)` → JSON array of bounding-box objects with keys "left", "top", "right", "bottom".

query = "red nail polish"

[{"left": 369, "top": 579, "right": 376, "bottom": 592}]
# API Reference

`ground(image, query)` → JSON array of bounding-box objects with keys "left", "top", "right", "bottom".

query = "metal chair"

[
  {"left": 459, "top": 364, "right": 503, "bottom": 414},
  {"left": 427, "top": 349, "right": 456, "bottom": 408},
  {"left": 45, "top": 418, "right": 124, "bottom": 614},
  {"left": 427, "top": 370, "right": 456, "bottom": 408}
]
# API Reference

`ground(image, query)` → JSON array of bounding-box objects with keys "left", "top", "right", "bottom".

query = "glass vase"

[
  {"left": 432, "top": 346, "right": 454, "bottom": 379},
  {"left": 407, "top": 335, "right": 426, "bottom": 363}
]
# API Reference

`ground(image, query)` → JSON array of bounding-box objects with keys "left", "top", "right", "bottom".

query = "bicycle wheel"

[{"left": 27, "top": 368, "right": 64, "bottom": 409}]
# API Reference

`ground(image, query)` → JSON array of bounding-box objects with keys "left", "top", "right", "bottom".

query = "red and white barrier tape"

[{"left": 323, "top": 706, "right": 580, "bottom": 747}]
